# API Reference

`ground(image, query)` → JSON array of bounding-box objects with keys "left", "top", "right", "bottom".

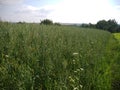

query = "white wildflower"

[
  {"left": 73, "top": 52, "right": 78, "bottom": 55},
  {"left": 68, "top": 76, "right": 75, "bottom": 83},
  {"left": 80, "top": 84, "right": 83, "bottom": 88},
  {"left": 73, "top": 87, "right": 78, "bottom": 90},
  {"left": 73, "top": 59, "right": 75, "bottom": 62},
  {"left": 74, "top": 71, "right": 77, "bottom": 73},
  {"left": 76, "top": 69, "right": 80, "bottom": 72},
  {"left": 68, "top": 76, "right": 72, "bottom": 79},
  {"left": 80, "top": 68, "right": 84, "bottom": 71},
  {"left": 5, "top": 55, "right": 9, "bottom": 58},
  {"left": 73, "top": 60, "right": 76, "bottom": 64}
]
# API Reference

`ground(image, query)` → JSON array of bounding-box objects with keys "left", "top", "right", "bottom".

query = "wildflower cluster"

[{"left": 67, "top": 52, "right": 84, "bottom": 89}]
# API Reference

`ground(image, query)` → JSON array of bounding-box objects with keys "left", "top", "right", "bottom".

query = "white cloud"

[
  {"left": 5, "top": 4, "right": 54, "bottom": 22},
  {"left": 46, "top": 0, "right": 119, "bottom": 23},
  {"left": 0, "top": 0, "right": 120, "bottom": 23},
  {"left": 115, "top": 5, "right": 120, "bottom": 10},
  {"left": 0, "top": 0, "right": 24, "bottom": 5}
]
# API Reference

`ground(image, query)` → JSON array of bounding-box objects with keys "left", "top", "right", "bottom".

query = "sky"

[{"left": 0, "top": 0, "right": 120, "bottom": 24}]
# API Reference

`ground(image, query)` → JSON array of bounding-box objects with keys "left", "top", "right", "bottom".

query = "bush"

[
  {"left": 40, "top": 19, "right": 53, "bottom": 25},
  {"left": 54, "top": 22, "right": 61, "bottom": 26}
]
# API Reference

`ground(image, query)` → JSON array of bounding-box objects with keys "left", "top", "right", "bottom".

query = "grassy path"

[{"left": 110, "top": 33, "right": 120, "bottom": 90}]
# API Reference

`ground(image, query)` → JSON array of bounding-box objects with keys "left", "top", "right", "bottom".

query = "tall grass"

[
  {"left": 111, "top": 33, "right": 120, "bottom": 90},
  {"left": 0, "top": 22, "right": 118, "bottom": 90}
]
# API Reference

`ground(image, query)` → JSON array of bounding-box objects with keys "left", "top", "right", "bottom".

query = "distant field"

[{"left": 0, "top": 22, "right": 120, "bottom": 90}]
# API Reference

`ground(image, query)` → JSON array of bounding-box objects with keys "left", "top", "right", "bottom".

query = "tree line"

[
  {"left": 40, "top": 19, "right": 120, "bottom": 33},
  {"left": 1, "top": 18, "right": 119, "bottom": 33},
  {"left": 40, "top": 19, "right": 61, "bottom": 26},
  {"left": 81, "top": 19, "right": 120, "bottom": 33}
]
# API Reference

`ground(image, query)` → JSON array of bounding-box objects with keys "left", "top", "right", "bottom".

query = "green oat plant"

[{"left": 0, "top": 22, "right": 118, "bottom": 90}]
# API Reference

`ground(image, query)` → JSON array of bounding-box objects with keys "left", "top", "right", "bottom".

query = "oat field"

[{"left": 0, "top": 22, "right": 120, "bottom": 90}]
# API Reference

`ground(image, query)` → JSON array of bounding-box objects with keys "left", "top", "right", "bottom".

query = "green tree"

[
  {"left": 96, "top": 19, "right": 119, "bottom": 33},
  {"left": 40, "top": 19, "right": 53, "bottom": 25},
  {"left": 107, "top": 19, "right": 118, "bottom": 32},
  {"left": 116, "top": 26, "right": 120, "bottom": 32},
  {"left": 96, "top": 20, "right": 108, "bottom": 30}
]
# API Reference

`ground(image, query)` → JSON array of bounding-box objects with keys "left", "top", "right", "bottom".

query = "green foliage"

[
  {"left": 96, "top": 20, "right": 108, "bottom": 30},
  {"left": 81, "top": 19, "right": 120, "bottom": 33},
  {"left": 40, "top": 19, "right": 53, "bottom": 25},
  {"left": 0, "top": 22, "right": 119, "bottom": 90},
  {"left": 81, "top": 23, "right": 96, "bottom": 28},
  {"left": 96, "top": 19, "right": 119, "bottom": 33},
  {"left": 114, "top": 33, "right": 120, "bottom": 43},
  {"left": 54, "top": 22, "right": 61, "bottom": 26},
  {"left": 106, "top": 34, "right": 120, "bottom": 90}
]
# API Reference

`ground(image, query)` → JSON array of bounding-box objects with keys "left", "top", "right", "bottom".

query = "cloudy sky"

[{"left": 0, "top": 0, "right": 120, "bottom": 24}]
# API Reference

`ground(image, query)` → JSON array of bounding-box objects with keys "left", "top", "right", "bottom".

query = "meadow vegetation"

[
  {"left": 0, "top": 22, "right": 120, "bottom": 90},
  {"left": 114, "top": 33, "right": 120, "bottom": 43},
  {"left": 112, "top": 33, "right": 120, "bottom": 90}
]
